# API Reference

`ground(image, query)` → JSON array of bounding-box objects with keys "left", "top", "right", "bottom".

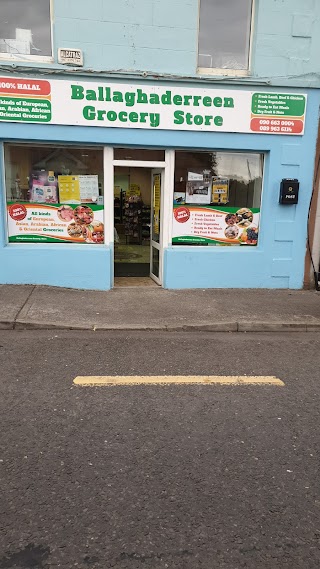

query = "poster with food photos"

[
  {"left": 172, "top": 205, "right": 260, "bottom": 245},
  {"left": 7, "top": 203, "right": 104, "bottom": 244}
]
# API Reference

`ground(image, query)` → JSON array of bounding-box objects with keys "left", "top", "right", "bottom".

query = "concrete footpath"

[{"left": 1, "top": 284, "right": 320, "bottom": 332}]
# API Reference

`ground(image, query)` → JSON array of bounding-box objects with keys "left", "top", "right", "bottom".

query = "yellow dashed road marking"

[{"left": 73, "top": 375, "right": 285, "bottom": 386}]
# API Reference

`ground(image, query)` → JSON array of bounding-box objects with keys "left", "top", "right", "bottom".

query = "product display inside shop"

[
  {"left": 114, "top": 167, "right": 152, "bottom": 277},
  {"left": 5, "top": 144, "right": 104, "bottom": 244},
  {"left": 173, "top": 150, "right": 263, "bottom": 246}
]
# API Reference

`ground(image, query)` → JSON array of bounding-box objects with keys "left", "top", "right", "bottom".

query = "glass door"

[{"left": 150, "top": 170, "right": 164, "bottom": 284}]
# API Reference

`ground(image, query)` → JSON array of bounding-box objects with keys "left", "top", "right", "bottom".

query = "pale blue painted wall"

[
  {"left": 252, "top": 0, "right": 320, "bottom": 86},
  {"left": 54, "top": 0, "right": 198, "bottom": 76},
  {"left": 0, "top": 0, "right": 319, "bottom": 87}
]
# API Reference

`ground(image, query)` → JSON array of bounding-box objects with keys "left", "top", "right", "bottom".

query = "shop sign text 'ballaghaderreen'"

[{"left": 0, "top": 77, "right": 307, "bottom": 135}]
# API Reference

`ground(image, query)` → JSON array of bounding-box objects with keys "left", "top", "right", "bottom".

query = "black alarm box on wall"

[{"left": 279, "top": 178, "right": 299, "bottom": 204}]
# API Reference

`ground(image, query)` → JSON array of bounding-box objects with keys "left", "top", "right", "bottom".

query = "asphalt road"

[{"left": 0, "top": 330, "right": 320, "bottom": 569}]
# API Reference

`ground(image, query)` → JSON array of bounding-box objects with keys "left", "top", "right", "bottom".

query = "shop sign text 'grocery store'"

[{"left": 0, "top": 77, "right": 307, "bottom": 135}]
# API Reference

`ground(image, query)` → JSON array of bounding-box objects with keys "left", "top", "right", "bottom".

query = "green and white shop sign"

[{"left": 0, "top": 77, "right": 307, "bottom": 135}]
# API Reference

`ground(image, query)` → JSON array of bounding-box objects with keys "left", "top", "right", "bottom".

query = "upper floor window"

[
  {"left": 198, "top": 0, "right": 253, "bottom": 75},
  {"left": 0, "top": 0, "right": 52, "bottom": 61}
]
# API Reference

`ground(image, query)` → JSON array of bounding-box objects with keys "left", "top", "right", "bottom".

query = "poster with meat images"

[
  {"left": 7, "top": 203, "right": 104, "bottom": 244},
  {"left": 172, "top": 205, "right": 260, "bottom": 245}
]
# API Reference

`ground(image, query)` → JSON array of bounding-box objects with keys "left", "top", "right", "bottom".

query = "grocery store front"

[
  {"left": 3, "top": 142, "right": 264, "bottom": 288},
  {"left": 0, "top": 74, "right": 319, "bottom": 290}
]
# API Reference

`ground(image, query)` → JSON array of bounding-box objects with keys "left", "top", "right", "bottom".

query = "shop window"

[
  {"left": 173, "top": 151, "right": 263, "bottom": 247},
  {"left": 5, "top": 144, "right": 105, "bottom": 244},
  {"left": 198, "top": 0, "right": 253, "bottom": 73},
  {"left": 0, "top": 0, "right": 52, "bottom": 60}
]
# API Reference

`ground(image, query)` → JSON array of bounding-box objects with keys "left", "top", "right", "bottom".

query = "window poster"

[
  {"left": 172, "top": 205, "right": 260, "bottom": 246},
  {"left": 58, "top": 175, "right": 81, "bottom": 204},
  {"left": 153, "top": 174, "right": 161, "bottom": 234},
  {"left": 185, "top": 170, "right": 212, "bottom": 205},
  {"left": 79, "top": 175, "right": 99, "bottom": 203},
  {"left": 211, "top": 178, "right": 229, "bottom": 204},
  {"left": 30, "top": 171, "right": 58, "bottom": 204},
  {"left": 7, "top": 202, "right": 104, "bottom": 244}
]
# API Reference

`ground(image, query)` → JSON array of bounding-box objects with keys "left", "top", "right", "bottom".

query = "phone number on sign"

[{"left": 250, "top": 118, "right": 304, "bottom": 134}]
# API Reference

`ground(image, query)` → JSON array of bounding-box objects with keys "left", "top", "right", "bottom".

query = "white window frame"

[
  {"left": 197, "top": 0, "right": 255, "bottom": 77},
  {"left": 172, "top": 149, "right": 265, "bottom": 249},
  {"left": 0, "top": 0, "right": 54, "bottom": 63}
]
